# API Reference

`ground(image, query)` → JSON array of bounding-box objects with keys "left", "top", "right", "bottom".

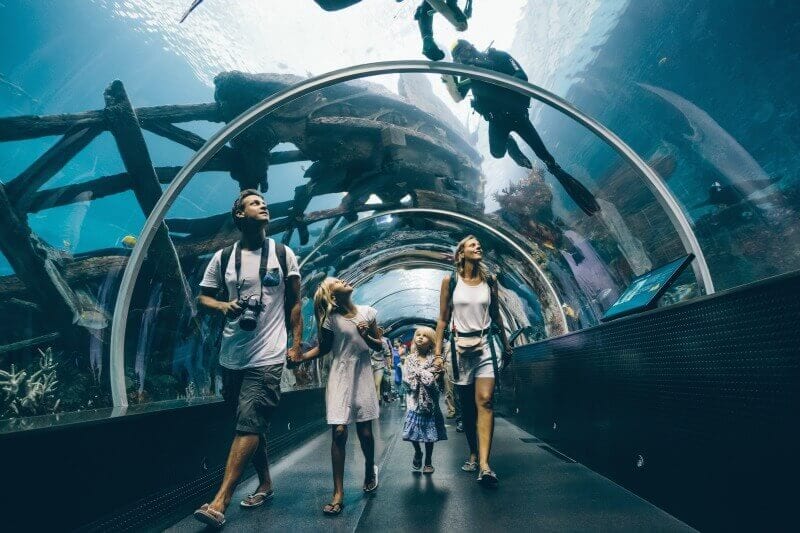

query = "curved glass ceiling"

[{"left": 1, "top": 0, "right": 798, "bottom": 427}]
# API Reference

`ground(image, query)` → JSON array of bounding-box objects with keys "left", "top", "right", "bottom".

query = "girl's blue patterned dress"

[{"left": 402, "top": 354, "right": 448, "bottom": 443}]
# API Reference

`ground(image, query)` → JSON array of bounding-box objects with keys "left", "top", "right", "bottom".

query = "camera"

[{"left": 234, "top": 295, "right": 263, "bottom": 331}]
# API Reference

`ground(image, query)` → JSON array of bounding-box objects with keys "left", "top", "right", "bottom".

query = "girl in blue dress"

[{"left": 402, "top": 326, "right": 448, "bottom": 474}]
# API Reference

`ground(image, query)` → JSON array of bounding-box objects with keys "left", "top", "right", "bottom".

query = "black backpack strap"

[
  {"left": 448, "top": 272, "right": 460, "bottom": 382},
  {"left": 486, "top": 274, "right": 501, "bottom": 385},
  {"left": 275, "top": 241, "right": 289, "bottom": 280},
  {"left": 217, "top": 244, "right": 235, "bottom": 303},
  {"left": 274, "top": 240, "right": 294, "bottom": 329}
]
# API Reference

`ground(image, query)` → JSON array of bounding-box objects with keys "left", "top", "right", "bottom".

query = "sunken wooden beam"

[
  {"left": 268, "top": 150, "right": 307, "bottom": 165},
  {"left": 6, "top": 126, "right": 103, "bottom": 212},
  {"left": 142, "top": 121, "right": 233, "bottom": 166},
  {"left": 26, "top": 154, "right": 297, "bottom": 215},
  {"left": 0, "top": 183, "right": 83, "bottom": 325},
  {"left": 0, "top": 200, "right": 400, "bottom": 296},
  {"left": 103, "top": 80, "right": 194, "bottom": 314},
  {"left": 165, "top": 198, "right": 294, "bottom": 236},
  {"left": 4, "top": 298, "right": 42, "bottom": 313},
  {"left": 0, "top": 332, "right": 61, "bottom": 355},
  {"left": 282, "top": 185, "right": 313, "bottom": 244},
  {"left": 139, "top": 125, "right": 306, "bottom": 171},
  {"left": 0, "top": 103, "right": 221, "bottom": 142}
]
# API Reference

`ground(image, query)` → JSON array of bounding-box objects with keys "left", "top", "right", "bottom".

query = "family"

[{"left": 193, "top": 190, "right": 513, "bottom": 528}]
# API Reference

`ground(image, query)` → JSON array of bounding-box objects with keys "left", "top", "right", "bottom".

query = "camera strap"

[{"left": 233, "top": 239, "right": 271, "bottom": 305}]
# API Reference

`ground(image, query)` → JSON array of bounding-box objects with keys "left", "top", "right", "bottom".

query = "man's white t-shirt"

[{"left": 200, "top": 239, "right": 301, "bottom": 369}]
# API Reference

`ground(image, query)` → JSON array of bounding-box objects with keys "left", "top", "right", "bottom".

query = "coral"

[{"left": 0, "top": 348, "right": 60, "bottom": 419}]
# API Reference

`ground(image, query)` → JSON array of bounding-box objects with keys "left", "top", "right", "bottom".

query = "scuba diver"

[
  {"left": 180, "top": 0, "right": 473, "bottom": 62},
  {"left": 445, "top": 40, "right": 601, "bottom": 216}
]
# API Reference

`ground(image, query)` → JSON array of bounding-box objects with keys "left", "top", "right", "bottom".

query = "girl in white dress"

[{"left": 298, "top": 277, "right": 383, "bottom": 516}]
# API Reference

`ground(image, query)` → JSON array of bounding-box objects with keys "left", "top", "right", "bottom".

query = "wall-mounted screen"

[{"left": 601, "top": 255, "right": 695, "bottom": 322}]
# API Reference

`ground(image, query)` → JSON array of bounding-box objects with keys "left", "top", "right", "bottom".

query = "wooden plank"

[
  {"left": 6, "top": 127, "right": 102, "bottom": 212},
  {"left": 25, "top": 157, "right": 234, "bottom": 214},
  {"left": 0, "top": 201, "right": 399, "bottom": 297},
  {"left": 0, "top": 183, "right": 83, "bottom": 325},
  {"left": 0, "top": 103, "right": 221, "bottom": 142},
  {"left": 268, "top": 150, "right": 308, "bottom": 166},
  {"left": 25, "top": 148, "right": 299, "bottom": 214},
  {"left": 103, "top": 80, "right": 195, "bottom": 313},
  {"left": 142, "top": 121, "right": 234, "bottom": 167},
  {"left": 0, "top": 333, "right": 61, "bottom": 355}
]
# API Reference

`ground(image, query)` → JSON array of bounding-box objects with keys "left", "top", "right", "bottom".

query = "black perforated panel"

[
  {"left": 0, "top": 388, "right": 326, "bottom": 531},
  {"left": 511, "top": 271, "right": 800, "bottom": 532}
]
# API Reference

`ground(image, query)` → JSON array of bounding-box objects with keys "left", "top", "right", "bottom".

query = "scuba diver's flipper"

[
  {"left": 314, "top": 0, "right": 364, "bottom": 12},
  {"left": 507, "top": 138, "right": 533, "bottom": 169},
  {"left": 426, "top": 0, "right": 469, "bottom": 31},
  {"left": 547, "top": 163, "right": 601, "bottom": 216},
  {"left": 179, "top": 0, "right": 205, "bottom": 23},
  {"left": 416, "top": 3, "right": 446, "bottom": 60},
  {"left": 423, "top": 37, "right": 446, "bottom": 61}
]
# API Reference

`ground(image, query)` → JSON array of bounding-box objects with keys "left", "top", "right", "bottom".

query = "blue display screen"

[{"left": 601, "top": 255, "right": 694, "bottom": 321}]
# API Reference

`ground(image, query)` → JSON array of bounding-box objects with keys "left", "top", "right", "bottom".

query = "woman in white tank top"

[{"left": 435, "top": 235, "right": 512, "bottom": 487}]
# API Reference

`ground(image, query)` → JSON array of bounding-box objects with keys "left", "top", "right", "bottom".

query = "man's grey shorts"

[{"left": 221, "top": 363, "right": 283, "bottom": 435}]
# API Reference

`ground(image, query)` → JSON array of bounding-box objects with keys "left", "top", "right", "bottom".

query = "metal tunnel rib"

[{"left": 110, "top": 60, "right": 713, "bottom": 408}]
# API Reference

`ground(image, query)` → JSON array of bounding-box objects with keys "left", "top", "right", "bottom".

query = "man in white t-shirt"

[{"left": 193, "top": 190, "right": 302, "bottom": 528}]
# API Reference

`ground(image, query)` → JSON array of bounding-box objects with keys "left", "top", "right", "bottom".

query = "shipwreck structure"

[{"left": 0, "top": 71, "right": 485, "bottom": 360}]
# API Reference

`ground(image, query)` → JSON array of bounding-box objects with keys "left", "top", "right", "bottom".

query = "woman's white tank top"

[{"left": 452, "top": 276, "right": 491, "bottom": 333}]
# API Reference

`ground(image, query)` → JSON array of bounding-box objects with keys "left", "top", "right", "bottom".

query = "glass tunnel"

[{"left": 0, "top": 1, "right": 798, "bottom": 532}]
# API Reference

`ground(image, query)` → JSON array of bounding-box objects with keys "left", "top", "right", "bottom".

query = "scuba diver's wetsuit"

[
  {"left": 415, "top": 0, "right": 472, "bottom": 60},
  {"left": 452, "top": 46, "right": 600, "bottom": 216}
]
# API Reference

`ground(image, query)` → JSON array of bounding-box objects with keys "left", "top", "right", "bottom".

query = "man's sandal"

[
  {"left": 240, "top": 489, "right": 274, "bottom": 508},
  {"left": 193, "top": 504, "right": 226, "bottom": 528},
  {"left": 363, "top": 464, "right": 379, "bottom": 493},
  {"left": 323, "top": 501, "right": 345, "bottom": 516},
  {"left": 461, "top": 460, "right": 478, "bottom": 472}
]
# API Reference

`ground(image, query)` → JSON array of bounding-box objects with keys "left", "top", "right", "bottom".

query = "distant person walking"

[{"left": 370, "top": 329, "right": 390, "bottom": 404}]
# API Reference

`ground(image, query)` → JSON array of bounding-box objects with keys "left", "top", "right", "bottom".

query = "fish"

[
  {"left": 561, "top": 303, "right": 579, "bottom": 319},
  {"left": 639, "top": 83, "right": 782, "bottom": 210},
  {"left": 121, "top": 235, "right": 138, "bottom": 249}
]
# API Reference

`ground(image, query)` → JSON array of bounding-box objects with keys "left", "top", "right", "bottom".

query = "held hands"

[{"left": 287, "top": 346, "right": 301, "bottom": 363}]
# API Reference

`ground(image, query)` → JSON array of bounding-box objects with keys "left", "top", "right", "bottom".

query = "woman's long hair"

[
  {"left": 454, "top": 235, "right": 489, "bottom": 281},
  {"left": 313, "top": 277, "right": 338, "bottom": 336}
]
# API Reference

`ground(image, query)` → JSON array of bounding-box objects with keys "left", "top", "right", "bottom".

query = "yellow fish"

[
  {"left": 121, "top": 235, "right": 137, "bottom": 249},
  {"left": 561, "top": 303, "right": 579, "bottom": 319}
]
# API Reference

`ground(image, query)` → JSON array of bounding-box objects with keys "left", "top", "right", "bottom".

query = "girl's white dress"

[{"left": 322, "top": 305, "right": 380, "bottom": 425}]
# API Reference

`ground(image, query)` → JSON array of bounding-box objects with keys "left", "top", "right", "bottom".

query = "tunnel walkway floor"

[{"left": 167, "top": 404, "right": 694, "bottom": 532}]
